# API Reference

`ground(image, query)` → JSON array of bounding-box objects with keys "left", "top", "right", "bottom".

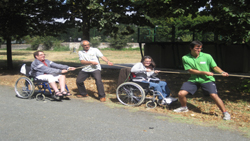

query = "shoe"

[
  {"left": 161, "top": 96, "right": 178, "bottom": 105},
  {"left": 223, "top": 112, "right": 231, "bottom": 120},
  {"left": 76, "top": 94, "right": 89, "bottom": 98},
  {"left": 161, "top": 98, "right": 171, "bottom": 105},
  {"left": 55, "top": 91, "right": 63, "bottom": 97},
  {"left": 100, "top": 97, "right": 106, "bottom": 102},
  {"left": 173, "top": 107, "right": 189, "bottom": 113},
  {"left": 62, "top": 91, "right": 72, "bottom": 96},
  {"left": 169, "top": 96, "right": 178, "bottom": 102}
]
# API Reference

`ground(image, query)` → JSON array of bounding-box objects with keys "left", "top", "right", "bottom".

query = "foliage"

[
  {"left": 90, "top": 36, "right": 101, "bottom": 47},
  {"left": 30, "top": 37, "right": 42, "bottom": 50},
  {"left": 65, "top": 0, "right": 153, "bottom": 40},
  {"left": 106, "top": 25, "right": 133, "bottom": 50},
  {"left": 0, "top": 0, "right": 68, "bottom": 68},
  {"left": 0, "top": 0, "right": 68, "bottom": 40},
  {"left": 145, "top": 15, "right": 215, "bottom": 42},
  {"left": 28, "top": 36, "right": 65, "bottom": 50},
  {"left": 132, "top": 0, "right": 250, "bottom": 44},
  {"left": 53, "top": 45, "right": 70, "bottom": 51},
  {"left": 237, "top": 79, "right": 250, "bottom": 93}
]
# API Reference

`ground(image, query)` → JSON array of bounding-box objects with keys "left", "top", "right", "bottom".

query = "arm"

[
  {"left": 188, "top": 69, "right": 214, "bottom": 76},
  {"left": 32, "top": 60, "right": 62, "bottom": 74},
  {"left": 212, "top": 66, "right": 229, "bottom": 77},
  {"left": 131, "top": 63, "right": 152, "bottom": 73},
  {"left": 100, "top": 56, "right": 113, "bottom": 66},
  {"left": 80, "top": 60, "right": 99, "bottom": 65}
]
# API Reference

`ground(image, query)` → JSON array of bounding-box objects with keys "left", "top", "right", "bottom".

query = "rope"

[
  {"left": 159, "top": 70, "right": 250, "bottom": 78},
  {"left": 71, "top": 62, "right": 250, "bottom": 78}
]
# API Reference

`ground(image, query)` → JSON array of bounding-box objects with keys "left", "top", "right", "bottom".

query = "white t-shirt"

[{"left": 78, "top": 47, "right": 104, "bottom": 72}]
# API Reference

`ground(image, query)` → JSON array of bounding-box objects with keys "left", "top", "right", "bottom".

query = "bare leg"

[
  {"left": 178, "top": 90, "right": 189, "bottom": 107},
  {"left": 210, "top": 93, "right": 226, "bottom": 112},
  {"left": 58, "top": 75, "right": 66, "bottom": 92},
  {"left": 50, "top": 82, "right": 59, "bottom": 92}
]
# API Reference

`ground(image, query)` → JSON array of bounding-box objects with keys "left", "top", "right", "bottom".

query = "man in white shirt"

[{"left": 76, "top": 40, "right": 113, "bottom": 102}]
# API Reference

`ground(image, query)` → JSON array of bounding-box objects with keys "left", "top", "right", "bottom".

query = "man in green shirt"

[{"left": 173, "top": 40, "right": 231, "bottom": 120}]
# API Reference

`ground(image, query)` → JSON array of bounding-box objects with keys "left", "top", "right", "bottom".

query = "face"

[
  {"left": 36, "top": 52, "right": 45, "bottom": 61},
  {"left": 82, "top": 41, "right": 90, "bottom": 51},
  {"left": 143, "top": 58, "right": 152, "bottom": 67},
  {"left": 190, "top": 45, "right": 203, "bottom": 56}
]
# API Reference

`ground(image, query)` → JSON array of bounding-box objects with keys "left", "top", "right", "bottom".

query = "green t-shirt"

[{"left": 182, "top": 52, "right": 217, "bottom": 83}]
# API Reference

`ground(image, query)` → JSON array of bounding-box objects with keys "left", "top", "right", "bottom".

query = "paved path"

[{"left": 0, "top": 85, "right": 248, "bottom": 141}]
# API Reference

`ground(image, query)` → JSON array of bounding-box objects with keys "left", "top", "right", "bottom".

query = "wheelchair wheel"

[
  {"left": 36, "top": 93, "right": 45, "bottom": 101},
  {"left": 146, "top": 101, "right": 157, "bottom": 109},
  {"left": 15, "top": 77, "right": 35, "bottom": 99},
  {"left": 116, "top": 82, "right": 145, "bottom": 106}
]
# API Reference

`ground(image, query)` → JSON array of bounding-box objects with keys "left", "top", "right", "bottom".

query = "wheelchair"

[
  {"left": 14, "top": 64, "right": 69, "bottom": 101},
  {"left": 116, "top": 68, "right": 167, "bottom": 109}
]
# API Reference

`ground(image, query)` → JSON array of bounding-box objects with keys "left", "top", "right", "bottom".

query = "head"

[
  {"left": 141, "top": 56, "right": 156, "bottom": 68},
  {"left": 81, "top": 40, "right": 90, "bottom": 51},
  {"left": 189, "top": 40, "right": 203, "bottom": 57},
  {"left": 33, "top": 51, "right": 45, "bottom": 61}
]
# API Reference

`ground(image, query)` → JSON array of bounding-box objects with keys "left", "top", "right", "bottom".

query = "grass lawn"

[{"left": 0, "top": 49, "right": 250, "bottom": 138}]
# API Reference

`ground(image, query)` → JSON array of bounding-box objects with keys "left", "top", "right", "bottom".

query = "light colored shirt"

[
  {"left": 131, "top": 62, "right": 155, "bottom": 81},
  {"left": 78, "top": 47, "right": 104, "bottom": 72}
]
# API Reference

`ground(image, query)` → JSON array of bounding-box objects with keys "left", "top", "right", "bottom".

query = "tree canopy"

[
  {"left": 1, "top": 0, "right": 250, "bottom": 69},
  {"left": 65, "top": 0, "right": 153, "bottom": 40},
  {"left": 132, "top": 0, "right": 250, "bottom": 44},
  {"left": 0, "top": 0, "right": 68, "bottom": 68}
]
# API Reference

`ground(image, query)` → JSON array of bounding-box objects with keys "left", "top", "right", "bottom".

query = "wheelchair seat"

[{"left": 15, "top": 64, "right": 69, "bottom": 101}]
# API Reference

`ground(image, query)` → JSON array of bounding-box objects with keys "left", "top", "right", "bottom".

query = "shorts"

[
  {"left": 180, "top": 81, "right": 217, "bottom": 96},
  {"left": 36, "top": 74, "right": 61, "bottom": 83}
]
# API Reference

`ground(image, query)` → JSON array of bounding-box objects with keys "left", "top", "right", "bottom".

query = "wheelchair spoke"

[
  {"left": 15, "top": 77, "right": 35, "bottom": 99},
  {"left": 116, "top": 82, "right": 145, "bottom": 106}
]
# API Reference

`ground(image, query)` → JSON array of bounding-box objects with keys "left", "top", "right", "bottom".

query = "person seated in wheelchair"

[
  {"left": 30, "top": 51, "right": 76, "bottom": 97},
  {"left": 131, "top": 55, "right": 177, "bottom": 105}
]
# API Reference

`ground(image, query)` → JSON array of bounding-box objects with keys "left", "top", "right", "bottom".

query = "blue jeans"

[{"left": 141, "top": 81, "right": 170, "bottom": 100}]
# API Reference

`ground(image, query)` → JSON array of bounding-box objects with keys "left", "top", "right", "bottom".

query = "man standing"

[
  {"left": 173, "top": 40, "right": 231, "bottom": 120},
  {"left": 76, "top": 40, "right": 113, "bottom": 102}
]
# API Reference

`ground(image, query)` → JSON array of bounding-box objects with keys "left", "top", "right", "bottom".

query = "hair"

[
  {"left": 81, "top": 40, "right": 90, "bottom": 46},
  {"left": 141, "top": 55, "right": 156, "bottom": 68},
  {"left": 189, "top": 40, "right": 203, "bottom": 49},
  {"left": 33, "top": 51, "right": 43, "bottom": 59}
]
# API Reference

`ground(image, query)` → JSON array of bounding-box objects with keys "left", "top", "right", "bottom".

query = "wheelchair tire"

[
  {"left": 146, "top": 101, "right": 157, "bottom": 109},
  {"left": 116, "top": 82, "right": 145, "bottom": 106},
  {"left": 36, "top": 93, "right": 45, "bottom": 101},
  {"left": 15, "top": 77, "right": 35, "bottom": 99}
]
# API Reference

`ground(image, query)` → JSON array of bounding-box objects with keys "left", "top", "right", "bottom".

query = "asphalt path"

[{"left": 0, "top": 85, "right": 248, "bottom": 141}]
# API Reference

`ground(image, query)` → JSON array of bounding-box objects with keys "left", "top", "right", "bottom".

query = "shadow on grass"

[{"left": 0, "top": 52, "right": 32, "bottom": 56}]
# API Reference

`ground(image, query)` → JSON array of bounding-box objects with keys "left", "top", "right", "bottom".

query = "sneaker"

[
  {"left": 161, "top": 98, "right": 171, "bottom": 105},
  {"left": 173, "top": 107, "right": 189, "bottom": 113},
  {"left": 161, "top": 96, "right": 178, "bottom": 105},
  {"left": 169, "top": 96, "right": 178, "bottom": 102},
  {"left": 223, "top": 112, "right": 231, "bottom": 120}
]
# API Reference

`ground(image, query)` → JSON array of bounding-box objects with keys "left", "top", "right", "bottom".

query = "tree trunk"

[
  {"left": 6, "top": 38, "right": 13, "bottom": 69},
  {"left": 81, "top": 16, "right": 90, "bottom": 41}
]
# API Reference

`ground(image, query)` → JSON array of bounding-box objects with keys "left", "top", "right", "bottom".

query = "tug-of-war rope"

[{"left": 72, "top": 64, "right": 250, "bottom": 78}]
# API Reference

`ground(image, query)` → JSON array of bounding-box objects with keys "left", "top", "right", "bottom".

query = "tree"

[
  {"left": 0, "top": 0, "right": 68, "bottom": 69},
  {"left": 132, "top": 0, "right": 250, "bottom": 44},
  {"left": 197, "top": 0, "right": 250, "bottom": 43},
  {"left": 65, "top": 0, "right": 153, "bottom": 41}
]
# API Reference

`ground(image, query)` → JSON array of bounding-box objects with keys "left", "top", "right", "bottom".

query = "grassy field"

[{"left": 0, "top": 49, "right": 250, "bottom": 138}]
